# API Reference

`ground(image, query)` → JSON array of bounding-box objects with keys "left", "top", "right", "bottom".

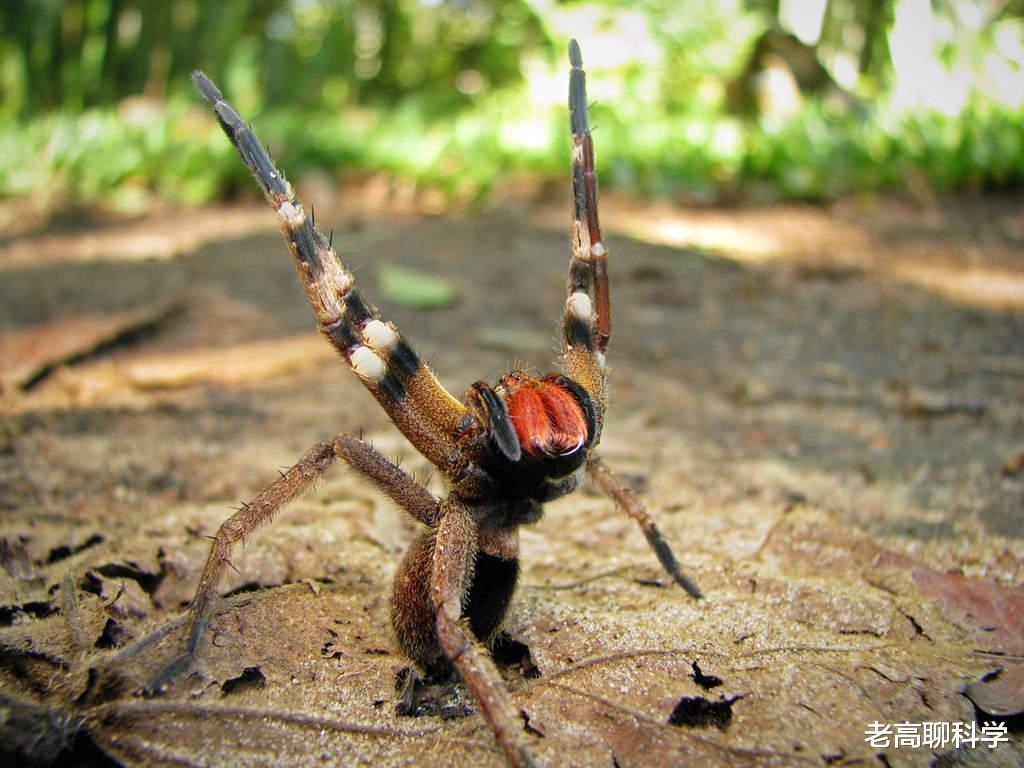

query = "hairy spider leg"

[
  {"left": 192, "top": 72, "right": 470, "bottom": 477},
  {"left": 191, "top": 71, "right": 538, "bottom": 765},
  {"left": 429, "top": 501, "right": 536, "bottom": 768},
  {"left": 146, "top": 434, "right": 439, "bottom": 693},
  {"left": 587, "top": 457, "right": 703, "bottom": 598},
  {"left": 392, "top": 525, "right": 520, "bottom": 673},
  {"left": 562, "top": 39, "right": 611, "bottom": 422},
  {"left": 562, "top": 43, "right": 703, "bottom": 599}
]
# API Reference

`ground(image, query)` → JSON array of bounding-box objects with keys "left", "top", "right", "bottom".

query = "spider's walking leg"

[
  {"left": 587, "top": 457, "right": 702, "bottom": 598},
  {"left": 334, "top": 434, "right": 440, "bottom": 526},
  {"left": 148, "top": 435, "right": 439, "bottom": 692},
  {"left": 432, "top": 503, "right": 537, "bottom": 768}
]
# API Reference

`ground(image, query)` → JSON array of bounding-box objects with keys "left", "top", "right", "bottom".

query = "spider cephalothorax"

[{"left": 147, "top": 41, "right": 701, "bottom": 768}]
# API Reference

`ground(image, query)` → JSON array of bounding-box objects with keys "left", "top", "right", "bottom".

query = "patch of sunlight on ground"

[{"left": 607, "top": 198, "right": 1024, "bottom": 312}]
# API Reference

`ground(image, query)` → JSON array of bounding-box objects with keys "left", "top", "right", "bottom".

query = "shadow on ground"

[{"left": 1, "top": 195, "right": 1022, "bottom": 766}]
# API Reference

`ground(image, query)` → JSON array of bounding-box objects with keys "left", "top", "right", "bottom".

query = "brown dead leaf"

[
  {"left": 965, "top": 666, "right": 1024, "bottom": 717},
  {"left": 913, "top": 569, "right": 1024, "bottom": 655},
  {"left": 121, "top": 334, "right": 335, "bottom": 389},
  {"left": 914, "top": 567, "right": 1024, "bottom": 715},
  {"left": 0, "top": 303, "right": 180, "bottom": 393},
  {"left": 45, "top": 333, "right": 336, "bottom": 398}
]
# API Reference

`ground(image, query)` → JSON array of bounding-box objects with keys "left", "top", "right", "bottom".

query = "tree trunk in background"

[
  {"left": 142, "top": 1, "right": 171, "bottom": 98},
  {"left": 859, "top": 0, "right": 893, "bottom": 87},
  {"left": 46, "top": 3, "right": 65, "bottom": 109},
  {"left": 7, "top": 1, "right": 38, "bottom": 113},
  {"left": 98, "top": 0, "right": 124, "bottom": 105}
]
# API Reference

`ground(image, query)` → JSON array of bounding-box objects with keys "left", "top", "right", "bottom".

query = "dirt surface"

[{"left": 1, "top": 192, "right": 1022, "bottom": 767}]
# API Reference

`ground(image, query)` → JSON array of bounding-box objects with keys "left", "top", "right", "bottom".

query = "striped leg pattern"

[
  {"left": 193, "top": 73, "right": 469, "bottom": 476},
  {"left": 562, "top": 43, "right": 702, "bottom": 599},
  {"left": 562, "top": 39, "right": 611, "bottom": 424}
]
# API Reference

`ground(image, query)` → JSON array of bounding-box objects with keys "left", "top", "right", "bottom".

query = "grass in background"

[
  {"left": 2, "top": 0, "right": 1022, "bottom": 222},
  {"left": 2, "top": 85, "right": 1021, "bottom": 222}
]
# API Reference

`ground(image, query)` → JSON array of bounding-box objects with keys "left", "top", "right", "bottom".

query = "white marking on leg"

[
  {"left": 590, "top": 241, "right": 606, "bottom": 258},
  {"left": 277, "top": 200, "right": 305, "bottom": 228},
  {"left": 333, "top": 267, "right": 354, "bottom": 293},
  {"left": 573, "top": 221, "right": 591, "bottom": 260},
  {"left": 362, "top": 319, "right": 399, "bottom": 351},
  {"left": 568, "top": 292, "right": 593, "bottom": 323},
  {"left": 349, "top": 346, "right": 387, "bottom": 382}
]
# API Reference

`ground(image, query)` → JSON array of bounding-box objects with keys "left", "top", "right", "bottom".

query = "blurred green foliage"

[{"left": 0, "top": 0, "right": 1021, "bottom": 217}]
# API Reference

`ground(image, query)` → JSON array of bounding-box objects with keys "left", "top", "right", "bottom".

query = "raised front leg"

[
  {"left": 193, "top": 72, "right": 471, "bottom": 476},
  {"left": 561, "top": 40, "right": 611, "bottom": 423}
]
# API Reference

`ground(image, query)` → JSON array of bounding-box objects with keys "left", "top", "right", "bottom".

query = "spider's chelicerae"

[{"left": 159, "top": 41, "right": 701, "bottom": 768}]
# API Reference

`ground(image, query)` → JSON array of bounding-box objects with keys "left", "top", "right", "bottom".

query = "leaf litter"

[{"left": 1, "top": 197, "right": 1022, "bottom": 766}]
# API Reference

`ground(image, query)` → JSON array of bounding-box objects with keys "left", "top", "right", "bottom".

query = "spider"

[{"left": 153, "top": 40, "right": 701, "bottom": 768}]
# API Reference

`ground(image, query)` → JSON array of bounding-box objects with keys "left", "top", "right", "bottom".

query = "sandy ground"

[{"left": 0, "top": 191, "right": 1022, "bottom": 767}]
